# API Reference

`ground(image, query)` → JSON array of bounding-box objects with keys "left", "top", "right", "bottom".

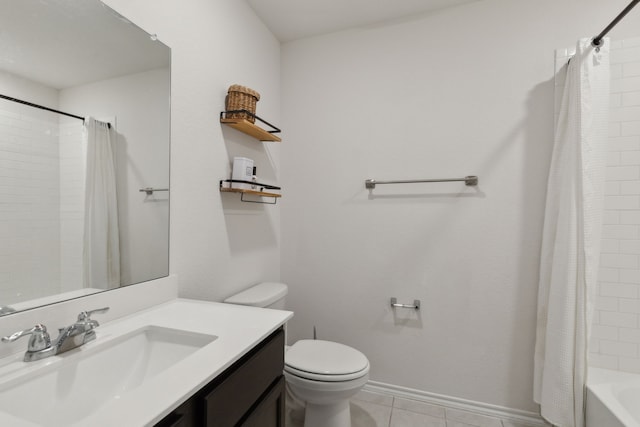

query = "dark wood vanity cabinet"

[{"left": 155, "top": 328, "right": 285, "bottom": 427}]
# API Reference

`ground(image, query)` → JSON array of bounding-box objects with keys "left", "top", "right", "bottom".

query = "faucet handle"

[
  {"left": 77, "top": 307, "right": 110, "bottom": 326},
  {"left": 1, "top": 324, "right": 51, "bottom": 352}
]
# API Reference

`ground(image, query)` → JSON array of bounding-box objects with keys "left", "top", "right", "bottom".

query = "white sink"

[{"left": 0, "top": 325, "right": 217, "bottom": 426}]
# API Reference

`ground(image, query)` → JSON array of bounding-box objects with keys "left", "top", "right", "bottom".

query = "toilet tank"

[{"left": 224, "top": 282, "right": 288, "bottom": 309}]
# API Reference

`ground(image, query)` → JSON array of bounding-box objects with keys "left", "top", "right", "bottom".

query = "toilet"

[{"left": 224, "top": 282, "right": 370, "bottom": 427}]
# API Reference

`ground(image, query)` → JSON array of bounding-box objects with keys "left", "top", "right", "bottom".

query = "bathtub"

[{"left": 587, "top": 368, "right": 640, "bottom": 427}]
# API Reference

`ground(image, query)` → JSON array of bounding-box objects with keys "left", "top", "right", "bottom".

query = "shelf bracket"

[{"left": 220, "top": 110, "right": 281, "bottom": 134}]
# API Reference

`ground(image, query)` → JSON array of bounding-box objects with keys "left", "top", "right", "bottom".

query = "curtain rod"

[
  {"left": 0, "top": 93, "right": 110, "bottom": 128},
  {"left": 1, "top": 93, "right": 84, "bottom": 121},
  {"left": 592, "top": 0, "right": 640, "bottom": 47}
]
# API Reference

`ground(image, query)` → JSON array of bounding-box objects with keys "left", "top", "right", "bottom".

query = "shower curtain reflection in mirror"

[{"left": 83, "top": 117, "right": 120, "bottom": 290}]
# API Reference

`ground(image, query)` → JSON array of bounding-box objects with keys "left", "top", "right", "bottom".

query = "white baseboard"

[{"left": 363, "top": 380, "right": 548, "bottom": 426}]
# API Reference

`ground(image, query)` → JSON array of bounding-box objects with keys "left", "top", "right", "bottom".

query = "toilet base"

[
  {"left": 304, "top": 400, "right": 351, "bottom": 427},
  {"left": 283, "top": 348, "right": 369, "bottom": 427}
]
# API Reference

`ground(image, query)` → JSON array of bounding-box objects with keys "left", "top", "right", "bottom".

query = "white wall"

[
  {"left": 280, "top": 0, "right": 640, "bottom": 413},
  {"left": 0, "top": 70, "right": 58, "bottom": 107},
  {"left": 59, "top": 68, "right": 171, "bottom": 287},
  {"left": 101, "top": 0, "right": 282, "bottom": 301}
]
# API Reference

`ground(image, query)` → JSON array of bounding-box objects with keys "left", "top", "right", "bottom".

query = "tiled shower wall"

[
  {"left": 0, "top": 100, "right": 61, "bottom": 304},
  {"left": 58, "top": 120, "right": 85, "bottom": 293},
  {"left": 556, "top": 37, "right": 640, "bottom": 373}
]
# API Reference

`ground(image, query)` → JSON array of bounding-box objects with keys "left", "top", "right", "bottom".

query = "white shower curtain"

[
  {"left": 534, "top": 39, "right": 609, "bottom": 427},
  {"left": 82, "top": 117, "right": 120, "bottom": 290}
]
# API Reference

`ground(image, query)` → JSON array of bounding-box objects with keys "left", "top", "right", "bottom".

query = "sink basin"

[{"left": 0, "top": 325, "right": 217, "bottom": 426}]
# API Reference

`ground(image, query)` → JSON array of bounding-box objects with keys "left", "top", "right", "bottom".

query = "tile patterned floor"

[{"left": 286, "top": 389, "right": 549, "bottom": 427}]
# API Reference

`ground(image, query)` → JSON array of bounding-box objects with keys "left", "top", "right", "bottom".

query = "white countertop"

[{"left": 0, "top": 298, "right": 293, "bottom": 426}]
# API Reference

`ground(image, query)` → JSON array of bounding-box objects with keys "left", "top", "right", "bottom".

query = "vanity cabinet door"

[
  {"left": 241, "top": 376, "right": 285, "bottom": 427},
  {"left": 153, "top": 328, "right": 285, "bottom": 427},
  {"left": 154, "top": 398, "right": 195, "bottom": 427},
  {"left": 203, "top": 329, "right": 285, "bottom": 426}
]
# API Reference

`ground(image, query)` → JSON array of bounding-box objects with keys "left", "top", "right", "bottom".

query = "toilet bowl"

[
  {"left": 284, "top": 339, "right": 369, "bottom": 427},
  {"left": 224, "top": 283, "right": 370, "bottom": 427}
]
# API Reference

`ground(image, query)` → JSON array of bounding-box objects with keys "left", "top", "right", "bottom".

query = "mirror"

[{"left": 0, "top": 0, "right": 171, "bottom": 314}]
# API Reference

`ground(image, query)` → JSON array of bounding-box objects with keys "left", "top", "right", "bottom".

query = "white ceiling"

[
  {"left": 0, "top": 0, "right": 477, "bottom": 90},
  {"left": 0, "top": 0, "right": 170, "bottom": 90},
  {"left": 246, "top": 0, "right": 480, "bottom": 42}
]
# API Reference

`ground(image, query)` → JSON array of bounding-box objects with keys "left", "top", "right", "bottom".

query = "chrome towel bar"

[
  {"left": 139, "top": 187, "right": 169, "bottom": 195},
  {"left": 365, "top": 176, "right": 478, "bottom": 189},
  {"left": 390, "top": 298, "right": 421, "bottom": 310}
]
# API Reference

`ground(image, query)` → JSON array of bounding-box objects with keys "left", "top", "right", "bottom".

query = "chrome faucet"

[{"left": 1, "top": 307, "right": 109, "bottom": 362}]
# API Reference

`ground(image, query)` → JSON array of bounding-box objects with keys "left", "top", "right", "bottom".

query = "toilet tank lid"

[{"left": 224, "top": 282, "right": 288, "bottom": 307}]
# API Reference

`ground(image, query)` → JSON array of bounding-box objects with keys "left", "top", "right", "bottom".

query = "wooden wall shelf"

[
  {"left": 220, "top": 180, "right": 281, "bottom": 204},
  {"left": 220, "top": 187, "right": 281, "bottom": 204},
  {"left": 219, "top": 109, "right": 282, "bottom": 204},
  {"left": 220, "top": 187, "right": 282, "bottom": 198},
  {"left": 220, "top": 111, "right": 282, "bottom": 142}
]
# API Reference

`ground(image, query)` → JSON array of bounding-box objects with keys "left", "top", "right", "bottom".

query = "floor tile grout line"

[{"left": 351, "top": 393, "right": 540, "bottom": 427}]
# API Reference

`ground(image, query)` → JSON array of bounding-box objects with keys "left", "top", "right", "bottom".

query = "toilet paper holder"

[{"left": 390, "top": 297, "right": 420, "bottom": 310}]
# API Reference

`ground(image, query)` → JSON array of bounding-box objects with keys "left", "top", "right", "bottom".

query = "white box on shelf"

[{"left": 231, "top": 157, "right": 254, "bottom": 190}]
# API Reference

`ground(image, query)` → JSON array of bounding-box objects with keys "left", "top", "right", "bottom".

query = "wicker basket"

[{"left": 225, "top": 85, "right": 260, "bottom": 123}]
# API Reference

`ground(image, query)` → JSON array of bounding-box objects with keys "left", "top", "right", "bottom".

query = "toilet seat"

[
  {"left": 284, "top": 340, "right": 370, "bottom": 382},
  {"left": 284, "top": 364, "right": 369, "bottom": 382}
]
